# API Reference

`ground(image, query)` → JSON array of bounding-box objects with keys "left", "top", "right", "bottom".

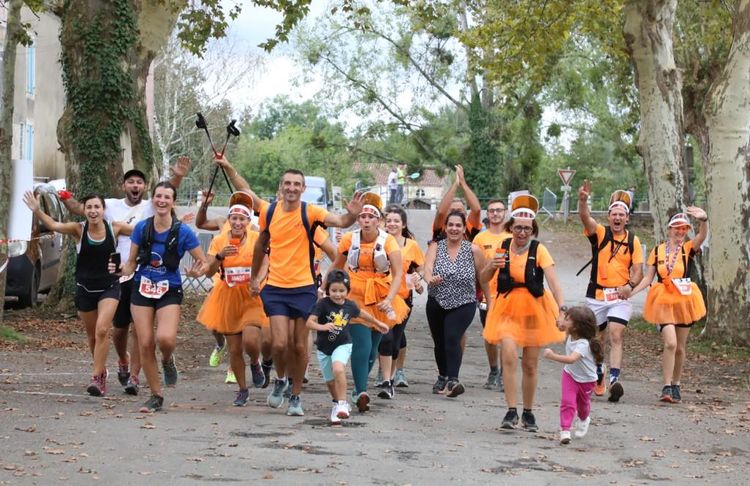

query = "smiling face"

[
  {"left": 327, "top": 281, "right": 348, "bottom": 305},
  {"left": 668, "top": 224, "right": 690, "bottom": 243},
  {"left": 384, "top": 211, "right": 404, "bottom": 236},
  {"left": 280, "top": 172, "right": 305, "bottom": 204},
  {"left": 445, "top": 214, "right": 465, "bottom": 241},
  {"left": 83, "top": 197, "right": 105, "bottom": 223},
  {"left": 607, "top": 206, "right": 629, "bottom": 234},
  {"left": 151, "top": 186, "right": 175, "bottom": 216},
  {"left": 229, "top": 213, "right": 249, "bottom": 236},
  {"left": 122, "top": 175, "right": 146, "bottom": 205},
  {"left": 486, "top": 202, "right": 506, "bottom": 226}
]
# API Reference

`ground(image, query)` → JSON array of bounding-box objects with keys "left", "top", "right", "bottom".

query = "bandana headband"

[
  {"left": 608, "top": 201, "right": 630, "bottom": 214},
  {"left": 361, "top": 204, "right": 381, "bottom": 217},
  {"left": 228, "top": 204, "right": 252, "bottom": 218}
]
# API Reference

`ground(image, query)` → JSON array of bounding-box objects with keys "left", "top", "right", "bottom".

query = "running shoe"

[
  {"left": 394, "top": 369, "right": 409, "bottom": 388},
  {"left": 660, "top": 385, "right": 674, "bottom": 403},
  {"left": 209, "top": 344, "right": 226, "bottom": 367},
  {"left": 162, "top": 355, "right": 178, "bottom": 386},
  {"left": 233, "top": 388, "right": 249, "bottom": 407},
  {"left": 573, "top": 416, "right": 591, "bottom": 439},
  {"left": 377, "top": 381, "right": 395, "bottom": 399},
  {"left": 225, "top": 369, "right": 237, "bottom": 384},
  {"left": 608, "top": 380, "right": 624, "bottom": 403},
  {"left": 267, "top": 378, "right": 287, "bottom": 408},
  {"left": 560, "top": 430, "right": 571, "bottom": 445},
  {"left": 261, "top": 360, "right": 272, "bottom": 388},
  {"left": 671, "top": 384, "right": 682, "bottom": 403},
  {"left": 445, "top": 380, "right": 465, "bottom": 398},
  {"left": 432, "top": 375, "right": 447, "bottom": 394},
  {"left": 521, "top": 410, "right": 538, "bottom": 432},
  {"left": 286, "top": 395, "right": 304, "bottom": 416},
  {"left": 283, "top": 378, "right": 293, "bottom": 399},
  {"left": 140, "top": 394, "right": 164, "bottom": 413},
  {"left": 125, "top": 375, "right": 140, "bottom": 396},
  {"left": 86, "top": 372, "right": 107, "bottom": 397},
  {"left": 501, "top": 409, "right": 519, "bottom": 429},
  {"left": 336, "top": 400, "right": 350, "bottom": 419},
  {"left": 484, "top": 369, "right": 500, "bottom": 390},
  {"left": 250, "top": 362, "right": 265, "bottom": 388},
  {"left": 355, "top": 391, "right": 370, "bottom": 413},
  {"left": 374, "top": 369, "right": 384, "bottom": 387},
  {"left": 330, "top": 403, "right": 342, "bottom": 424},
  {"left": 117, "top": 360, "right": 130, "bottom": 387},
  {"left": 594, "top": 365, "right": 606, "bottom": 396}
]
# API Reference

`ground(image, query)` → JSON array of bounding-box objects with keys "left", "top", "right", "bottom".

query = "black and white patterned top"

[{"left": 429, "top": 239, "right": 476, "bottom": 309}]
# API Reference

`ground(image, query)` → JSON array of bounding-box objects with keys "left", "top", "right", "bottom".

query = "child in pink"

[{"left": 543, "top": 306, "right": 603, "bottom": 444}]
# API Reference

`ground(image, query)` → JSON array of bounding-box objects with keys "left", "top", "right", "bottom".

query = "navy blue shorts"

[
  {"left": 130, "top": 284, "right": 183, "bottom": 310},
  {"left": 75, "top": 282, "right": 120, "bottom": 313},
  {"left": 260, "top": 284, "right": 317, "bottom": 319}
]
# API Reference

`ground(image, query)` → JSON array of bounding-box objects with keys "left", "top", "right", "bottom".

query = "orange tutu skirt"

[
  {"left": 643, "top": 282, "right": 706, "bottom": 324},
  {"left": 197, "top": 282, "right": 269, "bottom": 334},
  {"left": 483, "top": 288, "right": 564, "bottom": 347},
  {"left": 349, "top": 271, "right": 410, "bottom": 328}
]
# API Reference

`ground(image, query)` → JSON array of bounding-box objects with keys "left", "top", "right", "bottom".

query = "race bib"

[
  {"left": 139, "top": 276, "right": 169, "bottom": 299},
  {"left": 673, "top": 278, "right": 693, "bottom": 296},
  {"left": 603, "top": 287, "right": 622, "bottom": 303},
  {"left": 224, "top": 267, "right": 252, "bottom": 287}
]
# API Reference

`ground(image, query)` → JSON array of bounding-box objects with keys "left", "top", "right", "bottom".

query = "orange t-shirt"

[
  {"left": 508, "top": 242, "right": 554, "bottom": 282},
  {"left": 647, "top": 240, "right": 695, "bottom": 279},
  {"left": 473, "top": 229, "right": 513, "bottom": 297},
  {"left": 258, "top": 199, "right": 329, "bottom": 288},
  {"left": 585, "top": 224, "right": 643, "bottom": 299},
  {"left": 338, "top": 231, "right": 400, "bottom": 273},
  {"left": 208, "top": 229, "right": 260, "bottom": 286},
  {"left": 397, "top": 238, "right": 425, "bottom": 298}
]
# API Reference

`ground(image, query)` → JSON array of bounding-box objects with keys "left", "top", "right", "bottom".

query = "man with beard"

[
  {"left": 62, "top": 157, "right": 190, "bottom": 394},
  {"left": 577, "top": 180, "right": 643, "bottom": 403}
]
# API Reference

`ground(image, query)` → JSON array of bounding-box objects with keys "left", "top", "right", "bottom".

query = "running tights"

[
  {"left": 425, "top": 297, "right": 475, "bottom": 380},
  {"left": 350, "top": 323, "right": 383, "bottom": 394}
]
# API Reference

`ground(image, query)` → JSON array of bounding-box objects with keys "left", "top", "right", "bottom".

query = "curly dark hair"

[{"left": 564, "top": 306, "right": 604, "bottom": 363}]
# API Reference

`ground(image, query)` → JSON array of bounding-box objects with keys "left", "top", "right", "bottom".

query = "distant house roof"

[{"left": 352, "top": 162, "right": 447, "bottom": 188}]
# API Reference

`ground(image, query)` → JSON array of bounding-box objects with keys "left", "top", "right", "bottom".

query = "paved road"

[{"left": 1, "top": 211, "right": 745, "bottom": 484}]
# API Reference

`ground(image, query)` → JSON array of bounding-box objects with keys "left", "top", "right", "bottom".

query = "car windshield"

[{"left": 301, "top": 187, "right": 325, "bottom": 206}]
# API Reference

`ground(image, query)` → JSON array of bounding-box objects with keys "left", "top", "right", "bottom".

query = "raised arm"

[
  {"left": 687, "top": 206, "right": 709, "bottom": 249},
  {"left": 23, "top": 191, "right": 81, "bottom": 236},
  {"left": 433, "top": 179, "right": 459, "bottom": 232},
  {"left": 577, "top": 179, "right": 598, "bottom": 235},
  {"left": 167, "top": 155, "right": 191, "bottom": 190},
  {"left": 323, "top": 192, "right": 364, "bottom": 228},
  {"left": 457, "top": 164, "right": 482, "bottom": 229},
  {"left": 195, "top": 190, "right": 226, "bottom": 231}
]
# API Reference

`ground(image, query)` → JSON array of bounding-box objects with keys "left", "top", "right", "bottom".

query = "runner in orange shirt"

[
  {"left": 577, "top": 181, "right": 644, "bottom": 403},
  {"left": 249, "top": 169, "right": 363, "bottom": 416},
  {"left": 472, "top": 199, "right": 512, "bottom": 391}
]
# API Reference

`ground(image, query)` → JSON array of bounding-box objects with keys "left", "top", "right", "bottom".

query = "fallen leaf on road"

[
  {"left": 15, "top": 425, "right": 36, "bottom": 432},
  {"left": 640, "top": 436, "right": 655, "bottom": 442},
  {"left": 141, "top": 423, "right": 156, "bottom": 429}
]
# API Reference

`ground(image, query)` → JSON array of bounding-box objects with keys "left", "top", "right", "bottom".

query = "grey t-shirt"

[{"left": 563, "top": 337, "right": 597, "bottom": 383}]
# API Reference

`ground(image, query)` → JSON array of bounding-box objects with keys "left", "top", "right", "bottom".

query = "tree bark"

[
  {"left": 702, "top": 0, "right": 750, "bottom": 343},
  {"left": 623, "top": 0, "right": 685, "bottom": 237},
  {"left": 0, "top": 0, "right": 25, "bottom": 322}
]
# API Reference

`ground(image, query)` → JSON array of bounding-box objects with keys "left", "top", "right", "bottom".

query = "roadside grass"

[{"left": 0, "top": 325, "right": 25, "bottom": 343}]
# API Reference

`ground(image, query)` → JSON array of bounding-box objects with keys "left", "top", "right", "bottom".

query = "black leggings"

[
  {"left": 379, "top": 296, "right": 412, "bottom": 359},
  {"left": 426, "top": 297, "right": 476, "bottom": 380}
]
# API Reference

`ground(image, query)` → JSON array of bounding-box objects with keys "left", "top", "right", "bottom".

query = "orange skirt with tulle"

[
  {"left": 483, "top": 288, "right": 564, "bottom": 347},
  {"left": 197, "top": 282, "right": 269, "bottom": 334},
  {"left": 349, "top": 271, "right": 410, "bottom": 328},
  {"left": 643, "top": 281, "right": 706, "bottom": 325}
]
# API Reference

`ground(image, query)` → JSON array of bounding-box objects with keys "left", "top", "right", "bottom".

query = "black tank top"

[{"left": 76, "top": 221, "right": 118, "bottom": 290}]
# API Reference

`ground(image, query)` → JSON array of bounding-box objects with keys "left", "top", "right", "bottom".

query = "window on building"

[{"left": 26, "top": 42, "right": 35, "bottom": 96}]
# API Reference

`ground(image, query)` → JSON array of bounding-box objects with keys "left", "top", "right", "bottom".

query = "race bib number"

[
  {"left": 224, "top": 267, "right": 252, "bottom": 287},
  {"left": 603, "top": 287, "right": 622, "bottom": 303},
  {"left": 673, "top": 278, "right": 693, "bottom": 296},
  {"left": 139, "top": 276, "right": 169, "bottom": 299}
]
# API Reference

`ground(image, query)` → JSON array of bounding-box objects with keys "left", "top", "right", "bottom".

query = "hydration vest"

[
  {"left": 576, "top": 226, "right": 635, "bottom": 298},
  {"left": 347, "top": 229, "right": 390, "bottom": 274},
  {"left": 496, "top": 238, "right": 545, "bottom": 298},
  {"left": 655, "top": 242, "right": 695, "bottom": 282},
  {"left": 136, "top": 217, "right": 182, "bottom": 271}
]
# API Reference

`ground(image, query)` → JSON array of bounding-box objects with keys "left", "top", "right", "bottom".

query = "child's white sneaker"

[
  {"left": 560, "top": 430, "right": 571, "bottom": 444},
  {"left": 574, "top": 416, "right": 591, "bottom": 438},
  {"left": 330, "top": 404, "right": 342, "bottom": 425},
  {"left": 336, "top": 400, "right": 350, "bottom": 419}
]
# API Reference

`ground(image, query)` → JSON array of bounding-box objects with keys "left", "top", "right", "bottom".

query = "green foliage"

[
  {"left": 60, "top": 0, "right": 150, "bottom": 196},
  {"left": 0, "top": 325, "right": 24, "bottom": 342}
]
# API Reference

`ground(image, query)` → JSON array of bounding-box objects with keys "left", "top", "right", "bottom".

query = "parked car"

[{"left": 6, "top": 183, "right": 66, "bottom": 307}]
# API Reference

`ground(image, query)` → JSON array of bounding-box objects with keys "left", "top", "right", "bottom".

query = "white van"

[{"left": 302, "top": 176, "right": 330, "bottom": 208}]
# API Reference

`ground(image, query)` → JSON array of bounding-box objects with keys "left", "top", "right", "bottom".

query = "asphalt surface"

[{"left": 1, "top": 210, "right": 748, "bottom": 485}]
